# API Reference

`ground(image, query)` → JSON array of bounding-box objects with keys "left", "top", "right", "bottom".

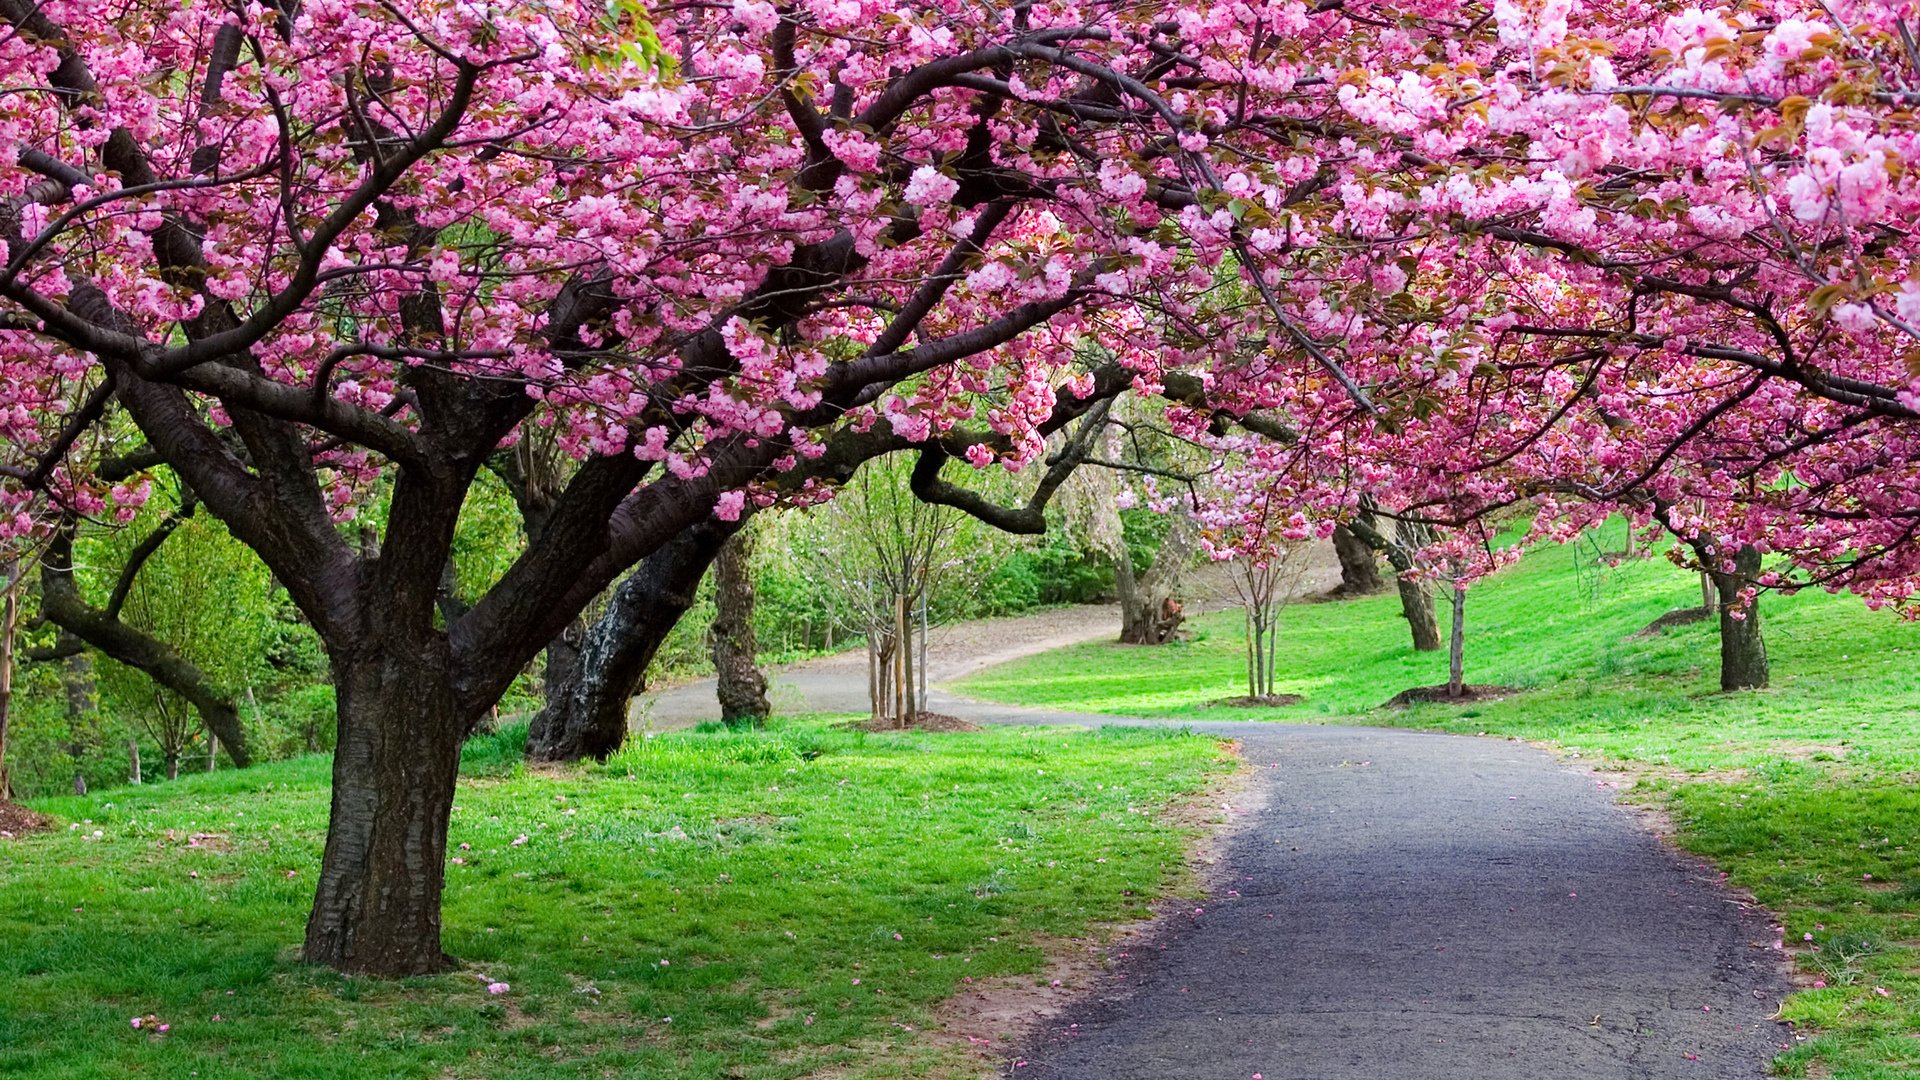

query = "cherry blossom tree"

[{"left": 5, "top": 0, "right": 1920, "bottom": 981}]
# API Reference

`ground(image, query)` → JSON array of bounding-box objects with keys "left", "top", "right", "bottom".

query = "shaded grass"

[
  {"left": 956, "top": 525, "right": 1920, "bottom": 1078},
  {"left": 0, "top": 720, "right": 1229, "bottom": 1079}
]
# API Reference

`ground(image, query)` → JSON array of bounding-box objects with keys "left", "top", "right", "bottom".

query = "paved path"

[
  {"left": 638, "top": 561, "right": 1790, "bottom": 1078},
  {"left": 1002, "top": 719, "right": 1790, "bottom": 1080}
]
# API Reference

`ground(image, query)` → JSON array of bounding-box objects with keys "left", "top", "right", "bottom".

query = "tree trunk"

[
  {"left": 303, "top": 644, "right": 467, "bottom": 976},
  {"left": 895, "top": 593, "right": 911, "bottom": 726},
  {"left": 527, "top": 522, "right": 734, "bottom": 762},
  {"left": 1331, "top": 522, "right": 1387, "bottom": 596},
  {"left": 128, "top": 739, "right": 141, "bottom": 785},
  {"left": 1118, "top": 514, "right": 1195, "bottom": 644},
  {"left": 1713, "top": 545, "right": 1769, "bottom": 691},
  {"left": 1395, "top": 575, "right": 1441, "bottom": 651},
  {"left": 535, "top": 619, "right": 585, "bottom": 735},
  {"left": 0, "top": 562, "right": 16, "bottom": 802},
  {"left": 164, "top": 750, "right": 180, "bottom": 782},
  {"left": 64, "top": 652, "right": 98, "bottom": 794},
  {"left": 1700, "top": 571, "right": 1717, "bottom": 613},
  {"left": 1447, "top": 587, "right": 1466, "bottom": 698},
  {"left": 710, "top": 532, "right": 770, "bottom": 728},
  {"left": 1391, "top": 519, "right": 1442, "bottom": 652}
]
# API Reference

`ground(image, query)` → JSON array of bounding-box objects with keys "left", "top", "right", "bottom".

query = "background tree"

[
  {"left": 799, "top": 457, "right": 965, "bottom": 726},
  {"left": 710, "top": 529, "right": 770, "bottom": 728}
]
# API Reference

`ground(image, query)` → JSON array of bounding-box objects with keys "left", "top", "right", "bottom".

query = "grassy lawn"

[
  {"left": 955, "top": 529, "right": 1920, "bottom": 1079},
  {"left": 0, "top": 721, "right": 1230, "bottom": 1080}
]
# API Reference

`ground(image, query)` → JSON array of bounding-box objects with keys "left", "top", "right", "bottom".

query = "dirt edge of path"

[{"left": 920, "top": 738, "right": 1261, "bottom": 1076}]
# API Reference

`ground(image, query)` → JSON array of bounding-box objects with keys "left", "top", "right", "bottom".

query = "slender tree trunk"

[
  {"left": 1713, "top": 545, "right": 1769, "bottom": 691},
  {"left": 207, "top": 732, "right": 218, "bottom": 773},
  {"left": 894, "top": 595, "right": 910, "bottom": 726},
  {"left": 304, "top": 642, "right": 467, "bottom": 976},
  {"left": 128, "top": 739, "right": 141, "bottom": 785},
  {"left": 1244, "top": 606, "right": 1256, "bottom": 698},
  {"left": 1447, "top": 587, "right": 1467, "bottom": 698},
  {"left": 0, "top": 562, "right": 17, "bottom": 802},
  {"left": 710, "top": 532, "right": 770, "bottom": 728},
  {"left": 527, "top": 523, "right": 733, "bottom": 762},
  {"left": 1700, "top": 571, "right": 1717, "bottom": 613},
  {"left": 1331, "top": 522, "right": 1387, "bottom": 595},
  {"left": 64, "top": 652, "right": 97, "bottom": 794}
]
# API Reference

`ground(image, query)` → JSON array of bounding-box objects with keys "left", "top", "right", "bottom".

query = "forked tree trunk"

[
  {"left": 1447, "top": 587, "right": 1467, "bottom": 698},
  {"left": 1712, "top": 545, "right": 1769, "bottom": 691},
  {"left": 711, "top": 532, "right": 770, "bottom": 728},
  {"left": 1331, "top": 523, "right": 1386, "bottom": 595},
  {"left": 527, "top": 523, "right": 734, "bottom": 762},
  {"left": 304, "top": 642, "right": 468, "bottom": 976}
]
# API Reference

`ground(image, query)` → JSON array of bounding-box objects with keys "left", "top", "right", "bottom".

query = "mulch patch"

[
  {"left": 1381, "top": 684, "right": 1521, "bottom": 708},
  {"left": 0, "top": 800, "right": 54, "bottom": 838},
  {"left": 1205, "top": 694, "right": 1306, "bottom": 708},
  {"left": 1632, "top": 605, "right": 1714, "bottom": 638},
  {"left": 845, "top": 711, "right": 983, "bottom": 733}
]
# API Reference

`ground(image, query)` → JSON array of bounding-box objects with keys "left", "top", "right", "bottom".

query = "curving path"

[{"left": 636, "top": 585, "right": 1790, "bottom": 1078}]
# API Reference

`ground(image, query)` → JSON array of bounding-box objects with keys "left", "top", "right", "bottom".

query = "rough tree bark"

[
  {"left": 1330, "top": 521, "right": 1387, "bottom": 596},
  {"left": 711, "top": 531, "right": 770, "bottom": 728},
  {"left": 526, "top": 521, "right": 740, "bottom": 761},
  {"left": 303, "top": 630, "right": 467, "bottom": 975},
  {"left": 1712, "top": 545, "right": 1769, "bottom": 691}
]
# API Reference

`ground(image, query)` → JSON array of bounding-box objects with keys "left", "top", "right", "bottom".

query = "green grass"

[
  {"left": 956, "top": 526, "right": 1920, "bottom": 1078},
  {"left": 0, "top": 719, "right": 1230, "bottom": 1080}
]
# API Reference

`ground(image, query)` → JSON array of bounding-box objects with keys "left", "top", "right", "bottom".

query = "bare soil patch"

[
  {"left": 1381, "top": 683, "right": 1521, "bottom": 708},
  {"left": 1633, "top": 605, "right": 1714, "bottom": 638},
  {"left": 845, "top": 711, "right": 982, "bottom": 733},
  {"left": 1205, "top": 694, "right": 1305, "bottom": 708},
  {"left": 0, "top": 800, "right": 53, "bottom": 838}
]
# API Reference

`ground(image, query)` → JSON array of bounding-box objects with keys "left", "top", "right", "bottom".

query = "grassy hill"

[{"left": 0, "top": 723, "right": 1228, "bottom": 1079}]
